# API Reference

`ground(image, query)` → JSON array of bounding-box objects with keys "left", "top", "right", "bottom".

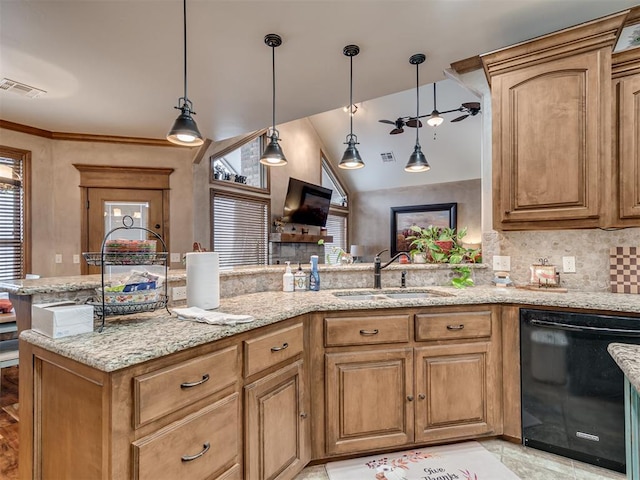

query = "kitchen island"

[{"left": 17, "top": 282, "right": 640, "bottom": 480}]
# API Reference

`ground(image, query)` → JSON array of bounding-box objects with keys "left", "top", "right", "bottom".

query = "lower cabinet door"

[
  {"left": 325, "top": 348, "right": 414, "bottom": 455},
  {"left": 132, "top": 393, "right": 242, "bottom": 480},
  {"left": 414, "top": 342, "right": 495, "bottom": 442},
  {"left": 244, "top": 360, "right": 310, "bottom": 480}
]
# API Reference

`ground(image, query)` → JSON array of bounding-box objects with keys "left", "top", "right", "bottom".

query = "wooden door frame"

[{"left": 74, "top": 164, "right": 173, "bottom": 274}]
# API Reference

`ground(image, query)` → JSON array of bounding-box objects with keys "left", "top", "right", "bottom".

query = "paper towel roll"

[{"left": 186, "top": 252, "right": 220, "bottom": 310}]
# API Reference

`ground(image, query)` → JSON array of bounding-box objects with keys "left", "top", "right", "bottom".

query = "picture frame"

[{"left": 390, "top": 203, "right": 457, "bottom": 256}]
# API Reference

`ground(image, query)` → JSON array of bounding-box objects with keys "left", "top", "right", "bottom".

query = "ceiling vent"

[
  {"left": 0, "top": 78, "right": 46, "bottom": 98},
  {"left": 380, "top": 152, "right": 396, "bottom": 163}
]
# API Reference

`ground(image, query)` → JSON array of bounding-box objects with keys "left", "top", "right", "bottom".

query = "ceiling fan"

[
  {"left": 378, "top": 83, "right": 480, "bottom": 135},
  {"left": 378, "top": 117, "right": 422, "bottom": 135}
]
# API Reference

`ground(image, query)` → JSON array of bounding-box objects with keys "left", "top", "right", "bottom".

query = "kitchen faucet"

[{"left": 374, "top": 249, "right": 410, "bottom": 289}]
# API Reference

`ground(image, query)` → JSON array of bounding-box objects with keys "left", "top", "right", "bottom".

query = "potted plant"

[{"left": 407, "top": 225, "right": 467, "bottom": 263}]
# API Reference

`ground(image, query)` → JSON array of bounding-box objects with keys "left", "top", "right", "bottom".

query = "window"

[
  {"left": 211, "top": 134, "right": 269, "bottom": 192},
  {"left": 321, "top": 154, "right": 347, "bottom": 207},
  {"left": 324, "top": 213, "right": 347, "bottom": 263},
  {"left": 0, "top": 147, "right": 30, "bottom": 280},
  {"left": 211, "top": 191, "right": 269, "bottom": 268}
]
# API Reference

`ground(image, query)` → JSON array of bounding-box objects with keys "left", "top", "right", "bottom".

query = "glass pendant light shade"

[
  {"left": 260, "top": 131, "right": 287, "bottom": 166},
  {"left": 426, "top": 111, "right": 444, "bottom": 127},
  {"left": 261, "top": 34, "right": 287, "bottom": 166},
  {"left": 404, "top": 143, "right": 430, "bottom": 172},
  {"left": 167, "top": 0, "right": 204, "bottom": 147},
  {"left": 339, "top": 134, "right": 365, "bottom": 169},
  {"left": 167, "top": 101, "right": 204, "bottom": 146},
  {"left": 339, "top": 44, "right": 364, "bottom": 170}
]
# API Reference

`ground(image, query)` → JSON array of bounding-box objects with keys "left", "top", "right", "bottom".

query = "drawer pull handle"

[
  {"left": 359, "top": 329, "right": 379, "bottom": 336},
  {"left": 181, "top": 442, "right": 210, "bottom": 462},
  {"left": 180, "top": 374, "right": 210, "bottom": 389},
  {"left": 271, "top": 342, "right": 289, "bottom": 352},
  {"left": 446, "top": 324, "right": 465, "bottom": 331}
]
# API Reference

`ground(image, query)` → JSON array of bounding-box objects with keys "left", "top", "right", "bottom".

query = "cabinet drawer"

[
  {"left": 415, "top": 310, "right": 492, "bottom": 341},
  {"left": 244, "top": 323, "right": 303, "bottom": 377},
  {"left": 325, "top": 314, "right": 410, "bottom": 347},
  {"left": 132, "top": 393, "right": 241, "bottom": 480},
  {"left": 134, "top": 345, "right": 238, "bottom": 427}
]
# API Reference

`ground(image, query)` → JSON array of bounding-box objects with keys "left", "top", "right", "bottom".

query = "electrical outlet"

[
  {"left": 172, "top": 286, "right": 187, "bottom": 301},
  {"left": 73, "top": 254, "right": 80, "bottom": 264},
  {"left": 170, "top": 252, "right": 181, "bottom": 263},
  {"left": 492, "top": 255, "right": 511, "bottom": 271},
  {"left": 562, "top": 256, "right": 576, "bottom": 273},
  {"left": 55, "top": 254, "right": 63, "bottom": 264}
]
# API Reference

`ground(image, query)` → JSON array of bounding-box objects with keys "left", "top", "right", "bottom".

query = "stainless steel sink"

[
  {"left": 383, "top": 292, "right": 432, "bottom": 299},
  {"left": 332, "top": 293, "right": 389, "bottom": 301}
]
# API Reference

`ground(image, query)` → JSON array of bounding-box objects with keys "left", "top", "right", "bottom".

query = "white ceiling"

[{"left": 1, "top": 0, "right": 637, "bottom": 192}]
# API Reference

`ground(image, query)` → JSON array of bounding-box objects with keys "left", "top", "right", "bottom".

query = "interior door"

[{"left": 86, "top": 188, "right": 164, "bottom": 274}]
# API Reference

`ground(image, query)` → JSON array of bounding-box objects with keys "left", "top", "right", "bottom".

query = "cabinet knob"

[
  {"left": 407, "top": 395, "right": 414, "bottom": 402},
  {"left": 300, "top": 412, "right": 308, "bottom": 419},
  {"left": 418, "top": 393, "right": 426, "bottom": 400}
]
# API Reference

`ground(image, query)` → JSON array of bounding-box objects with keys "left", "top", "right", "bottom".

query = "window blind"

[
  {"left": 324, "top": 213, "right": 347, "bottom": 263},
  {"left": 212, "top": 192, "right": 269, "bottom": 268},
  {"left": 0, "top": 156, "right": 24, "bottom": 281}
]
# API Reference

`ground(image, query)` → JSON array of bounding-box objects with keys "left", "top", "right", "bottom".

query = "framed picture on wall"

[{"left": 390, "top": 203, "right": 457, "bottom": 256}]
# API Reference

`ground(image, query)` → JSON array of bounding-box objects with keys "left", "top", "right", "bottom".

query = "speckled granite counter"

[
  {"left": 609, "top": 343, "right": 640, "bottom": 392},
  {"left": 20, "top": 285, "right": 640, "bottom": 373}
]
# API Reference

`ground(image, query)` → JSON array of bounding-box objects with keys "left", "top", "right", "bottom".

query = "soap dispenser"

[
  {"left": 283, "top": 261, "right": 294, "bottom": 292},
  {"left": 309, "top": 255, "right": 320, "bottom": 291},
  {"left": 294, "top": 263, "right": 306, "bottom": 291}
]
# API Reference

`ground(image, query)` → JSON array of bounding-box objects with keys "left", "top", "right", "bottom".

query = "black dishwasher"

[{"left": 520, "top": 308, "right": 640, "bottom": 473}]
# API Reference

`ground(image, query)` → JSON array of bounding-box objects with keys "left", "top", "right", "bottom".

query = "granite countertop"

[
  {"left": 20, "top": 285, "right": 640, "bottom": 373},
  {"left": 609, "top": 343, "right": 640, "bottom": 392}
]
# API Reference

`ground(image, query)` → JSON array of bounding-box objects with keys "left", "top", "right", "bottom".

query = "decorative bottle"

[
  {"left": 309, "top": 255, "right": 320, "bottom": 291},
  {"left": 294, "top": 263, "right": 306, "bottom": 291},
  {"left": 282, "top": 261, "right": 294, "bottom": 292}
]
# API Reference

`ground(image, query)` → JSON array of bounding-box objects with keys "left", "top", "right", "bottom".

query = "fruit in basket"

[
  {"left": 0, "top": 299, "right": 13, "bottom": 313},
  {"left": 105, "top": 239, "right": 157, "bottom": 253}
]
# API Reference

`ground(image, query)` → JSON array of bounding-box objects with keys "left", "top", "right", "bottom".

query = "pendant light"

[
  {"left": 405, "top": 53, "right": 430, "bottom": 173},
  {"left": 260, "top": 34, "right": 287, "bottom": 166},
  {"left": 426, "top": 83, "right": 444, "bottom": 127},
  {"left": 167, "top": 0, "right": 204, "bottom": 147},
  {"left": 339, "top": 44, "right": 364, "bottom": 170}
]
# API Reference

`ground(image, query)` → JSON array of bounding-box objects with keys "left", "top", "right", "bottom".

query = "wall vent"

[
  {"left": 380, "top": 152, "right": 396, "bottom": 163},
  {"left": 0, "top": 78, "right": 47, "bottom": 98}
]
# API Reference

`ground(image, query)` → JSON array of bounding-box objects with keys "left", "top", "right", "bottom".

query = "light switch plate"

[
  {"left": 73, "top": 254, "right": 80, "bottom": 264},
  {"left": 55, "top": 254, "right": 62, "bottom": 264}
]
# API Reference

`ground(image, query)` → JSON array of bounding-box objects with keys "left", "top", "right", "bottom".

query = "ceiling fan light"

[
  {"left": 426, "top": 111, "right": 444, "bottom": 127},
  {"left": 260, "top": 133, "right": 287, "bottom": 166},
  {"left": 339, "top": 138, "right": 365, "bottom": 169},
  {"left": 405, "top": 143, "right": 430, "bottom": 173},
  {"left": 167, "top": 106, "right": 204, "bottom": 146}
]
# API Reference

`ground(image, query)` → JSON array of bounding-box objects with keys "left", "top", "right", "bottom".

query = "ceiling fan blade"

[
  {"left": 405, "top": 119, "right": 422, "bottom": 128},
  {"left": 379, "top": 119, "right": 396, "bottom": 125},
  {"left": 461, "top": 102, "right": 480, "bottom": 110},
  {"left": 451, "top": 114, "right": 469, "bottom": 122},
  {"left": 390, "top": 128, "right": 404, "bottom": 135}
]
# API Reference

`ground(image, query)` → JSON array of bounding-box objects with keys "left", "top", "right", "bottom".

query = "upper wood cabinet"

[
  {"left": 612, "top": 46, "right": 640, "bottom": 224},
  {"left": 482, "top": 12, "right": 628, "bottom": 230}
]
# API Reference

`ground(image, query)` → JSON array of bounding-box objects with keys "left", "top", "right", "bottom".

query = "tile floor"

[{"left": 294, "top": 438, "right": 626, "bottom": 480}]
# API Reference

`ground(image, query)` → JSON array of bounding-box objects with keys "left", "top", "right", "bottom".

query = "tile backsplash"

[{"left": 483, "top": 228, "right": 640, "bottom": 292}]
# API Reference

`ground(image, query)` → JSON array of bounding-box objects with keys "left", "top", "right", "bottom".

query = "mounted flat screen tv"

[{"left": 282, "top": 177, "right": 332, "bottom": 227}]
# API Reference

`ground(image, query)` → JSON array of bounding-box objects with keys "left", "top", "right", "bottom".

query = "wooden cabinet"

[
  {"left": 325, "top": 348, "right": 414, "bottom": 455},
  {"left": 321, "top": 306, "right": 501, "bottom": 457},
  {"left": 243, "top": 321, "right": 310, "bottom": 480},
  {"left": 20, "top": 340, "right": 243, "bottom": 480},
  {"left": 612, "top": 45, "right": 640, "bottom": 225},
  {"left": 481, "top": 12, "right": 627, "bottom": 230}
]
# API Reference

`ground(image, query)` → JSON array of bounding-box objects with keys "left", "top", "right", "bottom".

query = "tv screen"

[{"left": 282, "top": 178, "right": 332, "bottom": 227}]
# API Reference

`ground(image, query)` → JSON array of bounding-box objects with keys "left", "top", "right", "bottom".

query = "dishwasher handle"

[{"left": 528, "top": 318, "right": 640, "bottom": 336}]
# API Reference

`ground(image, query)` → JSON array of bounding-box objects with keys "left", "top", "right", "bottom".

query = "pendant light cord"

[
  {"left": 349, "top": 53, "right": 353, "bottom": 137},
  {"left": 433, "top": 83, "right": 436, "bottom": 110},
  {"left": 415, "top": 61, "right": 420, "bottom": 145},
  {"left": 182, "top": 0, "right": 188, "bottom": 103},
  {"left": 271, "top": 44, "right": 276, "bottom": 132}
]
